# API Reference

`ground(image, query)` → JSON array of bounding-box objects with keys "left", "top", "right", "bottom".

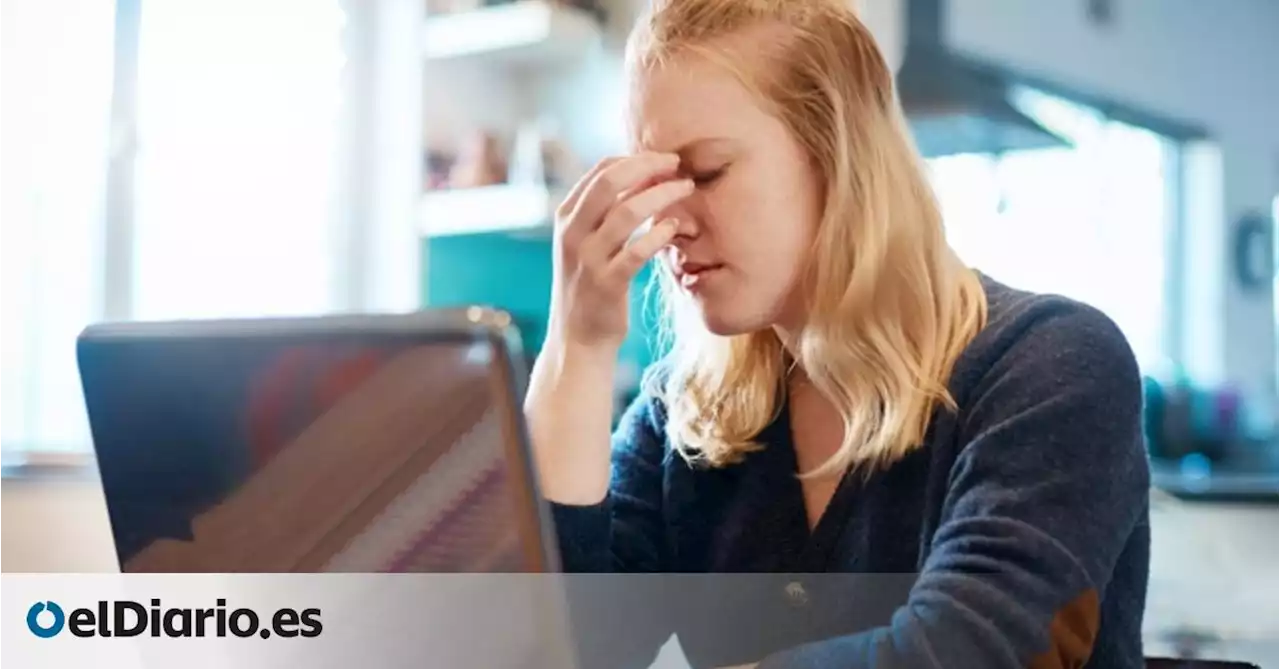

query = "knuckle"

[
  {"left": 623, "top": 244, "right": 650, "bottom": 267},
  {"left": 557, "top": 228, "right": 580, "bottom": 254},
  {"left": 615, "top": 201, "right": 646, "bottom": 225},
  {"left": 599, "top": 171, "right": 625, "bottom": 194},
  {"left": 557, "top": 244, "right": 579, "bottom": 268},
  {"left": 585, "top": 260, "right": 611, "bottom": 286}
]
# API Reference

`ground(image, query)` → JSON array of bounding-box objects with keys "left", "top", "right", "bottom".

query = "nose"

[{"left": 656, "top": 201, "right": 699, "bottom": 249}]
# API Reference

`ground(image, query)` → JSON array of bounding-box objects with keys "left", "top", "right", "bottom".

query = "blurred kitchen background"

[{"left": 2, "top": 0, "right": 1277, "bottom": 665}]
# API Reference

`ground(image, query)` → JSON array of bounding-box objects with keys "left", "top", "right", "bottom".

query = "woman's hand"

[
  {"left": 548, "top": 152, "right": 693, "bottom": 351},
  {"left": 524, "top": 152, "right": 692, "bottom": 505}
]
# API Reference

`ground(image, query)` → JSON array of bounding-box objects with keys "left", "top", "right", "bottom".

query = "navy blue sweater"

[{"left": 550, "top": 276, "right": 1152, "bottom": 669}]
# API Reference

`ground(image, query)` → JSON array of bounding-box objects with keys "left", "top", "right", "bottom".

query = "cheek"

[{"left": 707, "top": 180, "right": 816, "bottom": 268}]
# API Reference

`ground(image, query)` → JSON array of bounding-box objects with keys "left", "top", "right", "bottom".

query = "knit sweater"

[{"left": 549, "top": 275, "right": 1152, "bottom": 669}]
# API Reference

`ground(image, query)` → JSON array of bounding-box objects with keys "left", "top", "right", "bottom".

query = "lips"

[{"left": 673, "top": 260, "right": 724, "bottom": 289}]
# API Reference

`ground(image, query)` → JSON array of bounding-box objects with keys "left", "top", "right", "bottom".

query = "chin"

[{"left": 693, "top": 300, "right": 773, "bottom": 336}]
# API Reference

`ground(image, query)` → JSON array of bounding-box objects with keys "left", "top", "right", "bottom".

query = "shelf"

[
  {"left": 422, "top": 1, "right": 602, "bottom": 67},
  {"left": 419, "top": 183, "right": 567, "bottom": 238}
]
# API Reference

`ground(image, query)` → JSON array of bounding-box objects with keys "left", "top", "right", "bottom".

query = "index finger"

[
  {"left": 567, "top": 152, "right": 681, "bottom": 235},
  {"left": 556, "top": 156, "right": 621, "bottom": 222}
]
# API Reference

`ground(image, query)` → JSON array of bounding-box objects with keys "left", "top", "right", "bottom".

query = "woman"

[{"left": 524, "top": 1, "right": 1151, "bottom": 667}]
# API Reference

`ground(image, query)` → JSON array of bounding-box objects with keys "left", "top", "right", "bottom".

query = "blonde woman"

[{"left": 524, "top": 1, "right": 1150, "bottom": 667}]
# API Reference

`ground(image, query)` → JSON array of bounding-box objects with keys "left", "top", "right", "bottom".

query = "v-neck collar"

[{"left": 766, "top": 395, "right": 859, "bottom": 572}]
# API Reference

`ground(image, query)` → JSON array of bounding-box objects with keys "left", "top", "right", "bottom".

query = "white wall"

[{"left": 944, "top": 0, "right": 1279, "bottom": 406}]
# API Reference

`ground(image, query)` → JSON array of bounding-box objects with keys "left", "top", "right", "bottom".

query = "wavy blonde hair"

[{"left": 630, "top": 0, "right": 989, "bottom": 479}]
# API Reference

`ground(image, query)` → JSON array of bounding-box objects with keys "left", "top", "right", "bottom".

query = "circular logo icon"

[{"left": 27, "top": 601, "right": 65, "bottom": 638}]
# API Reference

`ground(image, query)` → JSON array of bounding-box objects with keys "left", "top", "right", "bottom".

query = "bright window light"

[
  {"left": 929, "top": 89, "right": 1174, "bottom": 372},
  {"left": 132, "top": 0, "right": 347, "bottom": 321},
  {"left": 1, "top": 0, "right": 116, "bottom": 454}
]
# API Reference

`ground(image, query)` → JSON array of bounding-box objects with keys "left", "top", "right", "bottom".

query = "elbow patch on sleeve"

[{"left": 1028, "top": 588, "right": 1100, "bottom": 669}]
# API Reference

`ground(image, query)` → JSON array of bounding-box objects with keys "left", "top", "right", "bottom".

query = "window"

[
  {"left": 131, "top": 0, "right": 347, "bottom": 321},
  {"left": 2, "top": 0, "right": 116, "bottom": 456},
  {"left": 3, "top": 0, "right": 351, "bottom": 461},
  {"left": 928, "top": 87, "right": 1177, "bottom": 372}
]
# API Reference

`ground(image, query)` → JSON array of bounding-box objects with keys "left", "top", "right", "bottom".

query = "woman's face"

[{"left": 629, "top": 55, "right": 825, "bottom": 336}]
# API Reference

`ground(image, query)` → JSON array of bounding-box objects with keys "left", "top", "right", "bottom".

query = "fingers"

[
  {"left": 555, "top": 157, "right": 620, "bottom": 223},
  {"left": 607, "top": 217, "right": 678, "bottom": 282},
  {"left": 586, "top": 177, "right": 693, "bottom": 260},
  {"left": 565, "top": 153, "right": 681, "bottom": 239}
]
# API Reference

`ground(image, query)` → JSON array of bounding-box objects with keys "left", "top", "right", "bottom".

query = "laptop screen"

[{"left": 79, "top": 330, "right": 548, "bottom": 573}]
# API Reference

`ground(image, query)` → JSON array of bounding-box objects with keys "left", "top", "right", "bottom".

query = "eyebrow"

[
  {"left": 635, "top": 135, "right": 736, "bottom": 155},
  {"left": 670, "top": 137, "right": 735, "bottom": 155}
]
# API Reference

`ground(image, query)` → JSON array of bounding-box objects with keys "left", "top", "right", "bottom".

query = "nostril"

[{"left": 670, "top": 219, "right": 698, "bottom": 242}]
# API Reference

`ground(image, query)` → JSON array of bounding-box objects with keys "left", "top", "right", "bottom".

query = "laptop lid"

[{"left": 76, "top": 308, "right": 562, "bottom": 574}]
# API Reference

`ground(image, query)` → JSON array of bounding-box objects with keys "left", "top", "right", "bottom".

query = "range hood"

[{"left": 896, "top": 0, "right": 1072, "bottom": 158}]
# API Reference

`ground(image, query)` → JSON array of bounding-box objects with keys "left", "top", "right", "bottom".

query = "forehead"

[{"left": 627, "top": 57, "right": 766, "bottom": 153}]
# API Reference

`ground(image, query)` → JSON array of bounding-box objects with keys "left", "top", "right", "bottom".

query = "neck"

[
  {"left": 771, "top": 323, "right": 802, "bottom": 359},
  {"left": 771, "top": 323, "right": 807, "bottom": 388},
  {"left": 771, "top": 280, "right": 814, "bottom": 360}
]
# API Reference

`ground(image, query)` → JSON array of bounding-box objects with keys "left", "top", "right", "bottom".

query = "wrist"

[
  {"left": 542, "top": 324, "right": 622, "bottom": 369},
  {"left": 543, "top": 341, "right": 619, "bottom": 387},
  {"left": 560, "top": 339, "right": 621, "bottom": 367},
  {"left": 528, "top": 331, "right": 616, "bottom": 391}
]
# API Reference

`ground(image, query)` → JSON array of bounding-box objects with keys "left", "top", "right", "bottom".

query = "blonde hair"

[{"left": 630, "top": 0, "right": 989, "bottom": 479}]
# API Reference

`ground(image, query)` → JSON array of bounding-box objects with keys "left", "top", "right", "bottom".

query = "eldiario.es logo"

[{"left": 27, "top": 599, "right": 322, "bottom": 639}]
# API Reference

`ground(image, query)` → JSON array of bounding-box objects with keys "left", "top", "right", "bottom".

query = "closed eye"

[{"left": 689, "top": 167, "right": 725, "bottom": 187}]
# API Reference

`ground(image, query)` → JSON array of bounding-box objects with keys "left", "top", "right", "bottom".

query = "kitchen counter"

[{"left": 1143, "top": 490, "right": 1279, "bottom": 666}]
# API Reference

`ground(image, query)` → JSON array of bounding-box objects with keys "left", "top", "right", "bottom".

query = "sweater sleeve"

[
  {"left": 549, "top": 391, "right": 670, "bottom": 573},
  {"left": 547, "top": 391, "right": 676, "bottom": 669},
  {"left": 758, "top": 303, "right": 1152, "bottom": 669}
]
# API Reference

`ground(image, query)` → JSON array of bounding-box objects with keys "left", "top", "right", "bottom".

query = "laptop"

[
  {"left": 76, "top": 307, "right": 563, "bottom": 574},
  {"left": 78, "top": 308, "right": 591, "bottom": 667}
]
